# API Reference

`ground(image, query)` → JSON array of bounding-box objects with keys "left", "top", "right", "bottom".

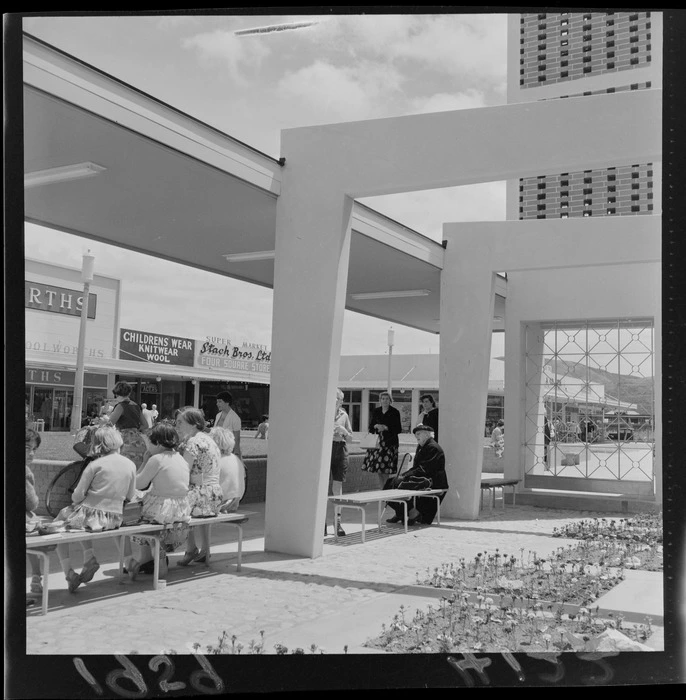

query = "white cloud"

[
  {"left": 392, "top": 14, "right": 508, "bottom": 82},
  {"left": 314, "top": 14, "right": 507, "bottom": 84},
  {"left": 276, "top": 60, "right": 405, "bottom": 125},
  {"left": 182, "top": 30, "right": 271, "bottom": 86}
]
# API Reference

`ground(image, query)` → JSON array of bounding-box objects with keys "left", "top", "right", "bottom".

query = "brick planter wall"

[
  {"left": 30, "top": 459, "right": 75, "bottom": 516},
  {"left": 31, "top": 447, "right": 503, "bottom": 515}
]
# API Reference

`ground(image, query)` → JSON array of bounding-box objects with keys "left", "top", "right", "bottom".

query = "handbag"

[
  {"left": 359, "top": 432, "right": 380, "bottom": 450},
  {"left": 398, "top": 474, "right": 433, "bottom": 491}
]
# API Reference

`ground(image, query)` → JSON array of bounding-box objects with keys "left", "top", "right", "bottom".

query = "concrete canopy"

[{"left": 22, "top": 34, "right": 507, "bottom": 336}]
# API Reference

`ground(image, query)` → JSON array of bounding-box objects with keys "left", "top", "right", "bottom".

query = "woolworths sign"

[{"left": 119, "top": 329, "right": 195, "bottom": 366}]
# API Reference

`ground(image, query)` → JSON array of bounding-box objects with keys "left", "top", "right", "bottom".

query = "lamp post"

[
  {"left": 70, "top": 251, "right": 95, "bottom": 434},
  {"left": 387, "top": 326, "right": 395, "bottom": 396}
]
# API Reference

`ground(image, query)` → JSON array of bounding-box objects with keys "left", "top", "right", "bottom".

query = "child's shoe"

[
  {"left": 29, "top": 575, "right": 43, "bottom": 596},
  {"left": 193, "top": 551, "right": 209, "bottom": 565},
  {"left": 127, "top": 558, "right": 142, "bottom": 581},
  {"left": 176, "top": 548, "right": 199, "bottom": 567},
  {"left": 66, "top": 569, "right": 82, "bottom": 593},
  {"left": 80, "top": 557, "right": 100, "bottom": 583}
]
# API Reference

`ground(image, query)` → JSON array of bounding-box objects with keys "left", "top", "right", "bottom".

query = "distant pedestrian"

[
  {"left": 141, "top": 403, "right": 154, "bottom": 430},
  {"left": 255, "top": 415, "right": 269, "bottom": 439},
  {"left": 491, "top": 419, "right": 505, "bottom": 459},
  {"left": 150, "top": 404, "right": 159, "bottom": 422},
  {"left": 214, "top": 391, "right": 242, "bottom": 459}
]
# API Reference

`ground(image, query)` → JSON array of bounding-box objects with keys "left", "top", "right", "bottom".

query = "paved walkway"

[{"left": 26, "top": 502, "right": 663, "bottom": 655}]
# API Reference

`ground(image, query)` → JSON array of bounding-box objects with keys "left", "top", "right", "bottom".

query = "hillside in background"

[{"left": 546, "top": 358, "right": 654, "bottom": 415}]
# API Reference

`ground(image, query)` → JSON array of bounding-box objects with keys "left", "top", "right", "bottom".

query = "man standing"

[
  {"left": 385, "top": 424, "right": 448, "bottom": 526},
  {"left": 327, "top": 389, "right": 352, "bottom": 537},
  {"left": 150, "top": 404, "right": 159, "bottom": 423},
  {"left": 141, "top": 403, "right": 154, "bottom": 430},
  {"left": 214, "top": 391, "right": 242, "bottom": 459}
]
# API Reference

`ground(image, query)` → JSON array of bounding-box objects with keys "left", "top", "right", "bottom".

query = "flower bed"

[
  {"left": 365, "top": 592, "right": 654, "bottom": 654},
  {"left": 365, "top": 514, "right": 663, "bottom": 654}
]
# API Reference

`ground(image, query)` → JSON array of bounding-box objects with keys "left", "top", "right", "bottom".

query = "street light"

[
  {"left": 70, "top": 251, "right": 95, "bottom": 434},
  {"left": 387, "top": 326, "right": 395, "bottom": 396}
]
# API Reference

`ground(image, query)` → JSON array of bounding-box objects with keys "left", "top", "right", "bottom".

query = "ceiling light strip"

[{"left": 350, "top": 289, "right": 431, "bottom": 300}]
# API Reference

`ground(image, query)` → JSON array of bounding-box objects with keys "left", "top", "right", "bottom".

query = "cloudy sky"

[{"left": 23, "top": 11, "right": 507, "bottom": 373}]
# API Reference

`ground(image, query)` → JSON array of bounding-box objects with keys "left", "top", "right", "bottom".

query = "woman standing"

[
  {"left": 174, "top": 407, "right": 223, "bottom": 566},
  {"left": 362, "top": 391, "right": 402, "bottom": 489},
  {"left": 416, "top": 394, "right": 439, "bottom": 441},
  {"left": 103, "top": 381, "right": 147, "bottom": 468}
]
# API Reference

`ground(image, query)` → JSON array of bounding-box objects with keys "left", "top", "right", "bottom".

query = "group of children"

[{"left": 25, "top": 407, "right": 246, "bottom": 600}]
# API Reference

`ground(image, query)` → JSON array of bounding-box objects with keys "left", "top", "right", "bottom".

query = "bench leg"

[
  {"left": 236, "top": 525, "right": 243, "bottom": 572},
  {"left": 118, "top": 534, "right": 127, "bottom": 576},
  {"left": 152, "top": 537, "right": 160, "bottom": 590},
  {"left": 32, "top": 550, "right": 51, "bottom": 616}
]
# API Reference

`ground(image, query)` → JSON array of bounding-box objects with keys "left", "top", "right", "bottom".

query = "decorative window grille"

[{"left": 524, "top": 320, "right": 655, "bottom": 486}]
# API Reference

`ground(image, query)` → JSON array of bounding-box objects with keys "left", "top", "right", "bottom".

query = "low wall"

[
  {"left": 30, "top": 446, "right": 503, "bottom": 515},
  {"left": 31, "top": 459, "right": 74, "bottom": 516}
]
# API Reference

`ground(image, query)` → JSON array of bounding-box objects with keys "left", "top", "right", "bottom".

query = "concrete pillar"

[
  {"left": 523, "top": 323, "right": 547, "bottom": 474},
  {"left": 264, "top": 175, "right": 354, "bottom": 557},
  {"left": 360, "top": 389, "right": 370, "bottom": 433},
  {"left": 439, "top": 235, "right": 497, "bottom": 519},
  {"left": 410, "top": 389, "right": 420, "bottom": 429}
]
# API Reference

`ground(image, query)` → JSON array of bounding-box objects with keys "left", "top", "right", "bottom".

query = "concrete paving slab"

[{"left": 25, "top": 502, "right": 665, "bottom": 656}]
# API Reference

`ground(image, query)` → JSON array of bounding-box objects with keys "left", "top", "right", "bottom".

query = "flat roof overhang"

[{"left": 22, "top": 33, "right": 507, "bottom": 336}]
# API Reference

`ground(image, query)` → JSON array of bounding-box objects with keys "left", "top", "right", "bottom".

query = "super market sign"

[{"left": 119, "top": 329, "right": 195, "bottom": 366}]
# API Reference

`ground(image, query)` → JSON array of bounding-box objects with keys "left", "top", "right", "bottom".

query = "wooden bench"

[
  {"left": 328, "top": 488, "right": 449, "bottom": 543},
  {"left": 26, "top": 512, "right": 252, "bottom": 616},
  {"left": 480, "top": 478, "right": 520, "bottom": 510}
]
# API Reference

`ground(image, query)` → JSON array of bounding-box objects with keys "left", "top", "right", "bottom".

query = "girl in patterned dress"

[
  {"left": 53, "top": 425, "right": 136, "bottom": 593},
  {"left": 174, "top": 407, "right": 223, "bottom": 566},
  {"left": 127, "top": 421, "right": 191, "bottom": 580}
]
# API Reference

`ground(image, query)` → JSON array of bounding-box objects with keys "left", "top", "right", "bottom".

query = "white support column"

[
  {"left": 410, "top": 389, "right": 420, "bottom": 430},
  {"left": 439, "top": 235, "right": 497, "bottom": 519},
  {"left": 522, "top": 323, "right": 547, "bottom": 476},
  {"left": 265, "top": 174, "right": 354, "bottom": 557},
  {"left": 360, "top": 389, "right": 370, "bottom": 433}
]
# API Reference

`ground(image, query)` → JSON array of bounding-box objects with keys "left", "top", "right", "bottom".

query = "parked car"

[{"left": 605, "top": 416, "right": 634, "bottom": 441}]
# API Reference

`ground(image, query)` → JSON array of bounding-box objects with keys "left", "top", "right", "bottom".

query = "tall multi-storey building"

[{"left": 506, "top": 11, "right": 662, "bottom": 221}]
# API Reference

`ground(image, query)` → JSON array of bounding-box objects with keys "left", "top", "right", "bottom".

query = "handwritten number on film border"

[
  {"left": 73, "top": 654, "right": 224, "bottom": 696},
  {"left": 445, "top": 652, "right": 618, "bottom": 686}
]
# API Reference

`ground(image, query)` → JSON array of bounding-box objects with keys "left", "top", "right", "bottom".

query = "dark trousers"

[{"left": 383, "top": 478, "right": 444, "bottom": 524}]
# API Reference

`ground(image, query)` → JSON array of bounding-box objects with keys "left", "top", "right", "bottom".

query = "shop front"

[{"left": 25, "top": 367, "right": 109, "bottom": 430}]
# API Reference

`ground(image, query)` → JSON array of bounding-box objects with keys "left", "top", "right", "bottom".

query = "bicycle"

[{"left": 44, "top": 425, "right": 98, "bottom": 518}]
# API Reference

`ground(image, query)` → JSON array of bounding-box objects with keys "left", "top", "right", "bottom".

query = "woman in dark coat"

[
  {"left": 362, "top": 391, "right": 402, "bottom": 488},
  {"left": 385, "top": 424, "right": 448, "bottom": 525}
]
